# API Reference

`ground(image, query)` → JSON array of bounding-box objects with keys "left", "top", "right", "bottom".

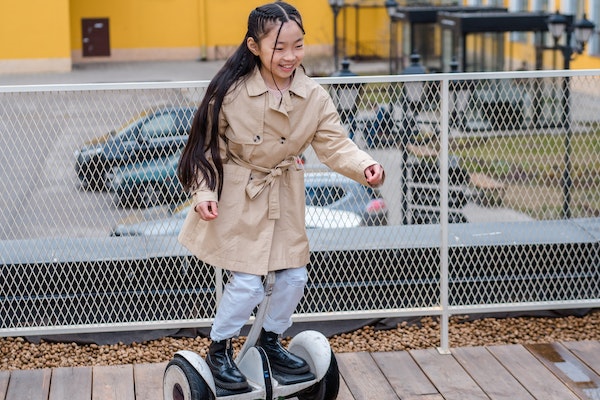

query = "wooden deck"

[{"left": 2, "top": 340, "right": 600, "bottom": 399}]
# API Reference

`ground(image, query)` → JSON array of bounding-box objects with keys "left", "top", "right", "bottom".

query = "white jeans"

[{"left": 210, "top": 267, "right": 308, "bottom": 341}]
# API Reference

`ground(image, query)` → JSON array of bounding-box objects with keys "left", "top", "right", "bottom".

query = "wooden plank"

[
  {"left": 336, "top": 352, "right": 399, "bottom": 399},
  {"left": 527, "top": 342, "right": 600, "bottom": 400},
  {"left": 452, "top": 346, "right": 535, "bottom": 400},
  {"left": 488, "top": 344, "right": 579, "bottom": 400},
  {"left": 49, "top": 367, "right": 92, "bottom": 400},
  {"left": 372, "top": 351, "right": 442, "bottom": 399},
  {"left": 133, "top": 362, "right": 167, "bottom": 400},
  {"left": 5, "top": 369, "right": 51, "bottom": 400},
  {"left": 409, "top": 348, "right": 487, "bottom": 400},
  {"left": 337, "top": 375, "right": 356, "bottom": 400},
  {"left": 0, "top": 370, "right": 9, "bottom": 400},
  {"left": 562, "top": 340, "right": 600, "bottom": 375},
  {"left": 92, "top": 364, "right": 135, "bottom": 400}
]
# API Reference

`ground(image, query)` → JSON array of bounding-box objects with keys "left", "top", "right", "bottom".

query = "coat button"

[
  {"left": 280, "top": 137, "right": 286, "bottom": 144},
  {"left": 254, "top": 135, "right": 261, "bottom": 142}
]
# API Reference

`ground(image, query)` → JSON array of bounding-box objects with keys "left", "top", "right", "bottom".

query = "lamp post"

[
  {"left": 449, "top": 57, "right": 469, "bottom": 129},
  {"left": 328, "top": 0, "right": 345, "bottom": 72},
  {"left": 385, "top": 0, "right": 399, "bottom": 74},
  {"left": 330, "top": 58, "right": 360, "bottom": 141},
  {"left": 400, "top": 52, "right": 426, "bottom": 224},
  {"left": 546, "top": 10, "right": 595, "bottom": 219}
]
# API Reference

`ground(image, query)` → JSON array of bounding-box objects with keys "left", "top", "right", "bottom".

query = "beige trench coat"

[{"left": 178, "top": 67, "right": 379, "bottom": 275}]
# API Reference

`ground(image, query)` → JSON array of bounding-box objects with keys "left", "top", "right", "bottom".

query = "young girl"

[{"left": 177, "top": 1, "right": 385, "bottom": 391}]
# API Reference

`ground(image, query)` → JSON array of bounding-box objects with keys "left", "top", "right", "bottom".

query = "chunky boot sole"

[
  {"left": 268, "top": 360, "right": 310, "bottom": 375},
  {"left": 212, "top": 376, "right": 250, "bottom": 391}
]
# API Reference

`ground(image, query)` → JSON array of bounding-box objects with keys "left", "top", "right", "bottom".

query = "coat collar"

[{"left": 246, "top": 66, "right": 309, "bottom": 99}]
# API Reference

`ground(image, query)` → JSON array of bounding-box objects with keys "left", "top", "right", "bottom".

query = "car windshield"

[
  {"left": 305, "top": 185, "right": 346, "bottom": 207},
  {"left": 141, "top": 113, "right": 178, "bottom": 139}
]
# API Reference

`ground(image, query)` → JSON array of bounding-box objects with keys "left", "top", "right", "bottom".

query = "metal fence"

[{"left": 1, "top": 69, "right": 599, "bottom": 351}]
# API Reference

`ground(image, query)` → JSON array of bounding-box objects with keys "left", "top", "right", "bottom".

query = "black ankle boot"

[
  {"left": 206, "top": 339, "right": 249, "bottom": 390},
  {"left": 258, "top": 329, "right": 310, "bottom": 375}
]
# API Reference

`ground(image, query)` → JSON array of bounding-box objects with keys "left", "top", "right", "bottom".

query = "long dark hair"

[{"left": 178, "top": 1, "right": 305, "bottom": 198}]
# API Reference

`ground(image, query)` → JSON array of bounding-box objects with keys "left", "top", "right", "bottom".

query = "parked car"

[
  {"left": 74, "top": 106, "right": 195, "bottom": 190},
  {"left": 110, "top": 158, "right": 388, "bottom": 226},
  {"left": 108, "top": 150, "right": 185, "bottom": 208},
  {"left": 110, "top": 201, "right": 362, "bottom": 236},
  {"left": 304, "top": 171, "right": 388, "bottom": 226}
]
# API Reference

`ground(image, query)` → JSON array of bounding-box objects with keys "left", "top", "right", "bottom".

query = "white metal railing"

[{"left": 1, "top": 69, "right": 599, "bottom": 352}]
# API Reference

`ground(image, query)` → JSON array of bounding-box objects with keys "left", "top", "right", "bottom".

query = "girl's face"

[{"left": 248, "top": 21, "right": 305, "bottom": 89}]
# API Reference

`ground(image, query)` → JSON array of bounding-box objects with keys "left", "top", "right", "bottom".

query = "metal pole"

[
  {"left": 438, "top": 78, "right": 451, "bottom": 355},
  {"left": 562, "top": 44, "right": 572, "bottom": 219},
  {"left": 388, "top": 16, "right": 394, "bottom": 74},
  {"left": 401, "top": 101, "right": 409, "bottom": 225},
  {"left": 354, "top": 4, "right": 359, "bottom": 59},
  {"left": 333, "top": 7, "right": 340, "bottom": 71}
]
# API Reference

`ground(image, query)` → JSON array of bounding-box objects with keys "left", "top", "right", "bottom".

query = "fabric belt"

[{"left": 228, "top": 152, "right": 296, "bottom": 220}]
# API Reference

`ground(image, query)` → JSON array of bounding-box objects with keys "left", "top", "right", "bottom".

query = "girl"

[{"left": 177, "top": 1, "right": 385, "bottom": 391}]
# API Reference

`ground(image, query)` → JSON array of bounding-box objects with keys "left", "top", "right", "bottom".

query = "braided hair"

[{"left": 178, "top": 2, "right": 305, "bottom": 197}]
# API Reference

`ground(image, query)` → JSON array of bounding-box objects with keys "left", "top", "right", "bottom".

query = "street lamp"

[
  {"left": 385, "top": 0, "right": 399, "bottom": 74},
  {"left": 328, "top": 0, "right": 345, "bottom": 72},
  {"left": 546, "top": 11, "right": 596, "bottom": 219},
  {"left": 403, "top": 52, "right": 427, "bottom": 104},
  {"left": 400, "top": 52, "right": 426, "bottom": 224},
  {"left": 547, "top": 11, "right": 595, "bottom": 69},
  {"left": 330, "top": 58, "right": 360, "bottom": 140}
]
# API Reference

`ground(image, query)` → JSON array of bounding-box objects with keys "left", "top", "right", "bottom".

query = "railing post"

[{"left": 438, "top": 77, "right": 451, "bottom": 355}]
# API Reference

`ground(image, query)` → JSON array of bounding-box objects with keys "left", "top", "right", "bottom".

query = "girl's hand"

[
  {"left": 364, "top": 164, "right": 385, "bottom": 188},
  {"left": 194, "top": 201, "right": 219, "bottom": 220}
]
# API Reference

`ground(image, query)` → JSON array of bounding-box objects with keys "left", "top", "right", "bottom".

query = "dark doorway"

[{"left": 82, "top": 18, "right": 110, "bottom": 57}]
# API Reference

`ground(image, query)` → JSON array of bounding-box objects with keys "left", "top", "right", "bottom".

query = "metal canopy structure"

[
  {"left": 389, "top": 6, "right": 507, "bottom": 73},
  {"left": 394, "top": 6, "right": 508, "bottom": 24},
  {"left": 437, "top": 11, "right": 566, "bottom": 71},
  {"left": 438, "top": 11, "right": 550, "bottom": 33}
]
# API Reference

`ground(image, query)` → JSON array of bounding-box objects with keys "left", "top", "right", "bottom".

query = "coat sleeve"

[
  {"left": 310, "top": 87, "right": 379, "bottom": 186},
  {"left": 189, "top": 103, "right": 229, "bottom": 204}
]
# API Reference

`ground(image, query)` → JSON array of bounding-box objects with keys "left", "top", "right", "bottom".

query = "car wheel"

[{"left": 138, "top": 181, "right": 164, "bottom": 208}]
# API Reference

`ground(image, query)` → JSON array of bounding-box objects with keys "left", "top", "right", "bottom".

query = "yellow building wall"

[
  {"left": 70, "top": 0, "right": 204, "bottom": 62},
  {"left": 69, "top": 0, "right": 389, "bottom": 64},
  {"left": 0, "top": 0, "right": 71, "bottom": 74},
  {"left": 4, "top": 0, "right": 595, "bottom": 75}
]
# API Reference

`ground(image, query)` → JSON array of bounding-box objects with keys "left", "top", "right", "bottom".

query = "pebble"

[{"left": 1, "top": 310, "right": 599, "bottom": 370}]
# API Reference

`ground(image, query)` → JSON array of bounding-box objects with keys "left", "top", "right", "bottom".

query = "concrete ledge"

[{"left": 1, "top": 219, "right": 598, "bottom": 329}]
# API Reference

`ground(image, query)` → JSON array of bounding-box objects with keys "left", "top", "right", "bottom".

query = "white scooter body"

[
  {"left": 163, "top": 272, "right": 339, "bottom": 400},
  {"left": 170, "top": 330, "right": 332, "bottom": 400}
]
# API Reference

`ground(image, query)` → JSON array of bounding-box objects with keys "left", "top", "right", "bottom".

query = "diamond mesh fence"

[{"left": 0, "top": 70, "right": 599, "bottom": 341}]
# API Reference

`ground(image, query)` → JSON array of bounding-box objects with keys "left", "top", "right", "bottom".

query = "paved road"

[{"left": 0, "top": 60, "right": 226, "bottom": 86}]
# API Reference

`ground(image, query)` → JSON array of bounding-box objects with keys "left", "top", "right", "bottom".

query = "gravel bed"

[{"left": 2, "top": 310, "right": 599, "bottom": 371}]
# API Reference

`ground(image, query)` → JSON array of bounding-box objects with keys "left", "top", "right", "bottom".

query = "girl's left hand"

[{"left": 364, "top": 164, "right": 385, "bottom": 188}]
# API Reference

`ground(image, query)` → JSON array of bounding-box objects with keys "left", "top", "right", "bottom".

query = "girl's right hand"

[{"left": 194, "top": 201, "right": 219, "bottom": 220}]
